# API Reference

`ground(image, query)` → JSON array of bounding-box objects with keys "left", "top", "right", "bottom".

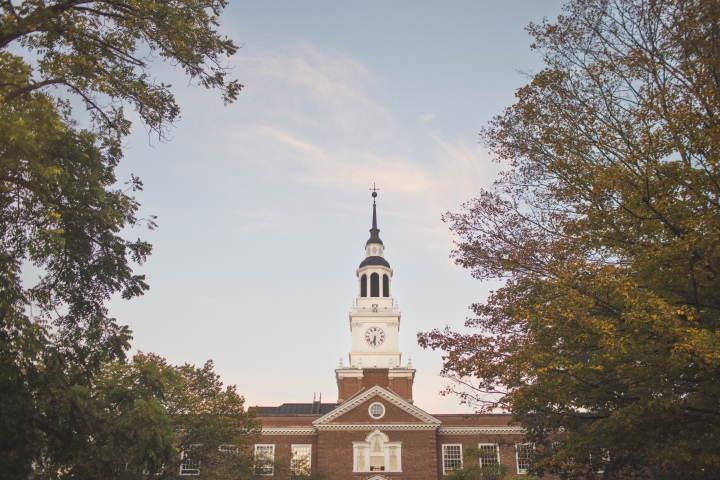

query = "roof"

[
  {"left": 358, "top": 256, "right": 391, "bottom": 268},
  {"left": 312, "top": 385, "right": 441, "bottom": 427},
  {"left": 366, "top": 197, "right": 383, "bottom": 246},
  {"left": 256, "top": 403, "right": 338, "bottom": 416}
]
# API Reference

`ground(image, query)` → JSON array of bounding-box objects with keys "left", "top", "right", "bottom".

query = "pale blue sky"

[{"left": 106, "top": 1, "right": 566, "bottom": 412}]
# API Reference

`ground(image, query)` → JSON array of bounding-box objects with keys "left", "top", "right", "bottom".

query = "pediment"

[{"left": 312, "top": 385, "right": 440, "bottom": 427}]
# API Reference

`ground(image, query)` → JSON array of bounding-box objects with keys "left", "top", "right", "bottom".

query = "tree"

[
  {"left": 444, "top": 446, "right": 509, "bottom": 480},
  {"left": 259, "top": 453, "right": 327, "bottom": 480},
  {"left": 27, "top": 352, "right": 261, "bottom": 480},
  {"left": 418, "top": 1, "right": 720, "bottom": 478},
  {"left": 0, "top": 1, "right": 241, "bottom": 477},
  {"left": 162, "top": 357, "right": 260, "bottom": 480},
  {"left": 0, "top": 0, "right": 241, "bottom": 140}
]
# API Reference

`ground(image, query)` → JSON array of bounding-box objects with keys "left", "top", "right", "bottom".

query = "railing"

[{"left": 351, "top": 306, "right": 399, "bottom": 314}]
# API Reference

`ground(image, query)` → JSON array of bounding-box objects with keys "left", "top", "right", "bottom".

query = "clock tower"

[{"left": 335, "top": 190, "right": 415, "bottom": 403}]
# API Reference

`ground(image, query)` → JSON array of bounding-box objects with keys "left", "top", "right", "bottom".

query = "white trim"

[
  {"left": 478, "top": 443, "right": 500, "bottom": 466},
  {"left": 291, "top": 444, "right": 312, "bottom": 473},
  {"left": 262, "top": 427, "right": 317, "bottom": 435},
  {"left": 442, "top": 444, "right": 463, "bottom": 475},
  {"left": 353, "top": 430, "right": 402, "bottom": 473},
  {"left": 179, "top": 445, "right": 200, "bottom": 476},
  {"left": 515, "top": 443, "right": 534, "bottom": 474},
  {"left": 254, "top": 444, "right": 275, "bottom": 476},
  {"left": 364, "top": 429, "right": 390, "bottom": 442},
  {"left": 315, "top": 423, "right": 437, "bottom": 431},
  {"left": 438, "top": 426, "right": 525, "bottom": 435},
  {"left": 312, "top": 385, "right": 441, "bottom": 426},
  {"left": 368, "top": 402, "right": 386, "bottom": 419}
]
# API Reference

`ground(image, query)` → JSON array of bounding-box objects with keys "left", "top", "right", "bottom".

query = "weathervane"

[{"left": 369, "top": 182, "right": 379, "bottom": 204}]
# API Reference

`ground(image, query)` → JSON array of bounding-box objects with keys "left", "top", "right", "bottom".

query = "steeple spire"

[{"left": 367, "top": 184, "right": 383, "bottom": 245}]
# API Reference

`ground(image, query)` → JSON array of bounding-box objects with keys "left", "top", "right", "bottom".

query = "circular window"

[{"left": 368, "top": 402, "right": 385, "bottom": 419}]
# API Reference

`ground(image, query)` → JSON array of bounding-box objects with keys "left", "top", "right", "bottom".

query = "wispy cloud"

[{"left": 180, "top": 43, "right": 497, "bottom": 248}]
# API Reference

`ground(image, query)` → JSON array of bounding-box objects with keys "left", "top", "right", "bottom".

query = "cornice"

[
  {"left": 261, "top": 427, "right": 317, "bottom": 435},
  {"left": 315, "top": 424, "right": 438, "bottom": 431},
  {"left": 437, "top": 426, "right": 525, "bottom": 435},
  {"left": 261, "top": 425, "right": 523, "bottom": 435},
  {"left": 313, "top": 385, "right": 441, "bottom": 426}
]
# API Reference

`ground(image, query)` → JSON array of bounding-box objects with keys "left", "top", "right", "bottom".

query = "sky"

[{"left": 103, "top": 0, "right": 567, "bottom": 413}]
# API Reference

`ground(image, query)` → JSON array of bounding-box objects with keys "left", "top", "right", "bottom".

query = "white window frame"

[
  {"left": 179, "top": 446, "right": 200, "bottom": 476},
  {"left": 142, "top": 465, "right": 164, "bottom": 476},
  {"left": 442, "top": 444, "right": 463, "bottom": 474},
  {"left": 254, "top": 444, "right": 275, "bottom": 476},
  {"left": 515, "top": 443, "right": 534, "bottom": 474},
  {"left": 478, "top": 443, "right": 500, "bottom": 466},
  {"left": 591, "top": 449, "right": 610, "bottom": 474},
  {"left": 368, "top": 402, "right": 385, "bottom": 419},
  {"left": 291, "top": 444, "right": 312, "bottom": 474},
  {"left": 352, "top": 430, "right": 402, "bottom": 473}
]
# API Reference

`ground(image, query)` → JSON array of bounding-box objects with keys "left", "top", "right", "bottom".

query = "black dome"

[{"left": 359, "top": 256, "right": 390, "bottom": 268}]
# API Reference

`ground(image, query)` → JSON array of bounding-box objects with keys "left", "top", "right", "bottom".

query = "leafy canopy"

[
  {"left": 419, "top": 1, "right": 720, "bottom": 478},
  {"left": 1, "top": 0, "right": 242, "bottom": 139},
  {"left": 28, "top": 352, "right": 261, "bottom": 480},
  {"left": 443, "top": 446, "right": 510, "bottom": 480},
  {"left": 0, "top": 0, "right": 242, "bottom": 478}
]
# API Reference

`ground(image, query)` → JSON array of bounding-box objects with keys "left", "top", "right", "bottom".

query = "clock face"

[{"left": 365, "top": 327, "right": 386, "bottom": 347}]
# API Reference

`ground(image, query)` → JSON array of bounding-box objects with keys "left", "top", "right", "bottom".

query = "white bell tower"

[{"left": 335, "top": 188, "right": 415, "bottom": 403}]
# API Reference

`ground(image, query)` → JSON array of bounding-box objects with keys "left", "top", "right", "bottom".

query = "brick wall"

[
  {"left": 329, "top": 396, "right": 422, "bottom": 425},
  {"left": 257, "top": 434, "right": 319, "bottom": 474},
  {"left": 338, "top": 369, "right": 414, "bottom": 404},
  {"left": 317, "top": 429, "right": 437, "bottom": 479}
]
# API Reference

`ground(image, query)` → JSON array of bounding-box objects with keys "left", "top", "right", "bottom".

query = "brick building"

[{"left": 252, "top": 193, "right": 531, "bottom": 479}]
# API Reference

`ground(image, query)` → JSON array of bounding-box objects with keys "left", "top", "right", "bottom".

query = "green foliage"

[
  {"left": 260, "top": 453, "right": 326, "bottom": 480},
  {"left": 0, "top": 51, "right": 143, "bottom": 478},
  {"left": 0, "top": 0, "right": 242, "bottom": 139},
  {"left": 164, "top": 357, "right": 261, "bottom": 480},
  {"left": 0, "top": 0, "right": 241, "bottom": 477},
  {"left": 419, "top": 1, "right": 720, "bottom": 479},
  {"left": 24, "top": 352, "right": 261, "bottom": 480},
  {"left": 444, "top": 446, "right": 509, "bottom": 480}
]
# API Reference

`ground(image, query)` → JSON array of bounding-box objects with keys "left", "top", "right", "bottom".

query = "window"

[
  {"left": 291, "top": 445, "right": 311, "bottom": 474},
  {"left": 179, "top": 446, "right": 200, "bottom": 476},
  {"left": 370, "top": 435, "right": 384, "bottom": 471},
  {"left": 382, "top": 274, "right": 389, "bottom": 297},
  {"left": 478, "top": 444, "right": 500, "bottom": 466},
  {"left": 370, "top": 273, "right": 380, "bottom": 297},
  {"left": 443, "top": 444, "right": 462, "bottom": 474},
  {"left": 353, "top": 430, "right": 402, "bottom": 473},
  {"left": 254, "top": 444, "right": 275, "bottom": 476},
  {"left": 368, "top": 402, "right": 385, "bottom": 419},
  {"left": 516, "top": 443, "right": 534, "bottom": 474},
  {"left": 356, "top": 445, "right": 366, "bottom": 471},
  {"left": 590, "top": 449, "right": 610, "bottom": 474},
  {"left": 361, "top": 274, "right": 368, "bottom": 297},
  {"left": 142, "top": 465, "right": 164, "bottom": 476},
  {"left": 389, "top": 446, "right": 398, "bottom": 471}
]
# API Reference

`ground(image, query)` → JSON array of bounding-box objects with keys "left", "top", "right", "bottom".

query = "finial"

[
  {"left": 407, "top": 357, "right": 413, "bottom": 368},
  {"left": 339, "top": 357, "right": 344, "bottom": 368},
  {"left": 369, "top": 183, "right": 379, "bottom": 205},
  {"left": 366, "top": 184, "right": 382, "bottom": 245}
]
